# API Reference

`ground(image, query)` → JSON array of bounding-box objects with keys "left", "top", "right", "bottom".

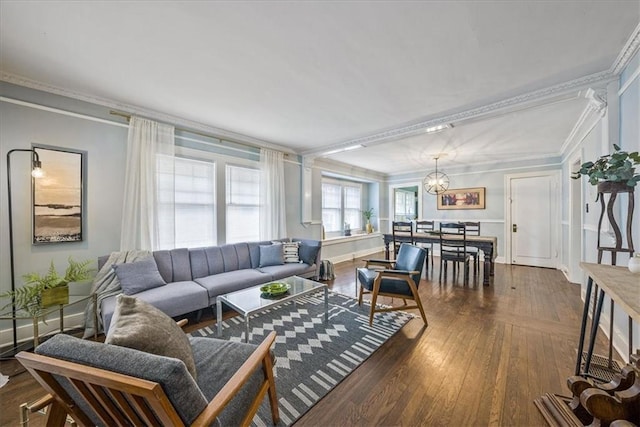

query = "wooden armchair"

[
  {"left": 16, "top": 331, "right": 279, "bottom": 427},
  {"left": 356, "top": 243, "right": 428, "bottom": 326}
]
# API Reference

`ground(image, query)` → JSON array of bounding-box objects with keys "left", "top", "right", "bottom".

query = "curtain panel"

[
  {"left": 120, "top": 117, "right": 175, "bottom": 250},
  {"left": 259, "top": 149, "right": 287, "bottom": 240}
]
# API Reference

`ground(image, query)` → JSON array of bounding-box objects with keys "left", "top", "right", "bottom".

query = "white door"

[{"left": 509, "top": 173, "right": 558, "bottom": 268}]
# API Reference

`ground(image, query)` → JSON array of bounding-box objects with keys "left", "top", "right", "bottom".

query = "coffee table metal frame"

[{"left": 216, "top": 275, "right": 328, "bottom": 342}]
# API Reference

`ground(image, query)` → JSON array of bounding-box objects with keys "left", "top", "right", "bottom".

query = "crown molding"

[
  {"left": 0, "top": 72, "right": 295, "bottom": 154},
  {"left": 302, "top": 70, "right": 614, "bottom": 157},
  {"left": 610, "top": 22, "right": 640, "bottom": 76},
  {"left": 560, "top": 88, "right": 607, "bottom": 158}
]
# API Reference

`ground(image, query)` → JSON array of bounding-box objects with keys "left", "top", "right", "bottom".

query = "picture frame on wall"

[
  {"left": 437, "top": 187, "right": 486, "bottom": 210},
  {"left": 33, "top": 146, "right": 84, "bottom": 243}
]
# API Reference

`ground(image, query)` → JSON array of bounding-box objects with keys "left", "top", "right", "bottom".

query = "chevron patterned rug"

[{"left": 190, "top": 291, "right": 414, "bottom": 426}]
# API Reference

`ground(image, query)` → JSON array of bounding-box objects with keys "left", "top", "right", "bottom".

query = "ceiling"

[{"left": 1, "top": 1, "right": 639, "bottom": 175}]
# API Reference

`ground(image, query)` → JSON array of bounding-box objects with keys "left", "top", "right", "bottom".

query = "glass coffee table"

[{"left": 216, "top": 275, "right": 328, "bottom": 342}]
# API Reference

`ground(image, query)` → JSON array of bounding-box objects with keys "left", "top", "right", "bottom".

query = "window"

[
  {"left": 226, "top": 165, "right": 260, "bottom": 243},
  {"left": 322, "top": 179, "right": 362, "bottom": 234},
  {"left": 157, "top": 156, "right": 216, "bottom": 249}
]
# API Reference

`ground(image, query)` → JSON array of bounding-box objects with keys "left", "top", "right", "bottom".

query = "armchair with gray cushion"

[
  {"left": 356, "top": 243, "right": 428, "bottom": 326},
  {"left": 16, "top": 295, "right": 279, "bottom": 427}
]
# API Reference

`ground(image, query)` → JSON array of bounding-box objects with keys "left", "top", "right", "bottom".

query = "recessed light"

[
  {"left": 425, "top": 124, "right": 452, "bottom": 134},
  {"left": 323, "top": 144, "right": 363, "bottom": 155}
]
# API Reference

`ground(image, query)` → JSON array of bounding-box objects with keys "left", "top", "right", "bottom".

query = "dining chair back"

[
  {"left": 392, "top": 221, "right": 414, "bottom": 259},
  {"left": 415, "top": 220, "right": 435, "bottom": 271},
  {"left": 462, "top": 221, "right": 481, "bottom": 274},
  {"left": 439, "top": 222, "right": 471, "bottom": 285}
]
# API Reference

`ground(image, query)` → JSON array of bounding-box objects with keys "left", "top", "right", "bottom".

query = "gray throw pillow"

[
  {"left": 299, "top": 243, "right": 320, "bottom": 265},
  {"left": 112, "top": 257, "right": 166, "bottom": 295},
  {"left": 259, "top": 243, "right": 284, "bottom": 267},
  {"left": 105, "top": 294, "right": 197, "bottom": 379}
]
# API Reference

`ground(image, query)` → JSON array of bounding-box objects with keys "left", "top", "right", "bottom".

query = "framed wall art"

[
  {"left": 33, "top": 146, "right": 84, "bottom": 243},
  {"left": 437, "top": 187, "right": 485, "bottom": 210}
]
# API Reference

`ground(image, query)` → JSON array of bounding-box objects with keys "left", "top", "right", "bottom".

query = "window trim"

[{"left": 321, "top": 177, "right": 364, "bottom": 237}]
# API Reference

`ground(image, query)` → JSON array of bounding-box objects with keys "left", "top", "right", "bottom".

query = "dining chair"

[
  {"left": 439, "top": 222, "right": 471, "bottom": 285},
  {"left": 462, "top": 221, "right": 481, "bottom": 274},
  {"left": 392, "top": 221, "right": 414, "bottom": 259},
  {"left": 415, "top": 220, "right": 435, "bottom": 272}
]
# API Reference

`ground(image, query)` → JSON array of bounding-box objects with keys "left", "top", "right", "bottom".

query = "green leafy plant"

[
  {"left": 0, "top": 257, "right": 93, "bottom": 316},
  {"left": 572, "top": 144, "right": 640, "bottom": 187},
  {"left": 362, "top": 208, "right": 374, "bottom": 221}
]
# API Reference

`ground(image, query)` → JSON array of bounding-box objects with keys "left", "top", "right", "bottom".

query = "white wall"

[
  {"left": 559, "top": 49, "right": 640, "bottom": 363},
  {"left": 1, "top": 84, "right": 128, "bottom": 344}
]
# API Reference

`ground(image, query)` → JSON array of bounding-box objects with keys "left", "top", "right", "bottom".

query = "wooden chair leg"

[
  {"left": 263, "top": 353, "right": 280, "bottom": 424},
  {"left": 369, "top": 278, "right": 381, "bottom": 326},
  {"left": 409, "top": 284, "right": 428, "bottom": 326}
]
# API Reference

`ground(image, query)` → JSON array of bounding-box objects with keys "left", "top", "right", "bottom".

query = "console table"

[
  {"left": 382, "top": 232, "right": 497, "bottom": 285},
  {"left": 575, "top": 263, "right": 639, "bottom": 379}
]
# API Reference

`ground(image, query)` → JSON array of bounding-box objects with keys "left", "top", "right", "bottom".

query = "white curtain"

[
  {"left": 120, "top": 116, "right": 175, "bottom": 250},
  {"left": 259, "top": 148, "right": 287, "bottom": 240}
]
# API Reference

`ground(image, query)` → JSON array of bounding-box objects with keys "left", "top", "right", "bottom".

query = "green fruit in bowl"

[{"left": 260, "top": 282, "right": 289, "bottom": 294}]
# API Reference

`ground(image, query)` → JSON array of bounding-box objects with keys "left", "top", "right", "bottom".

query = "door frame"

[
  {"left": 568, "top": 153, "right": 583, "bottom": 283},
  {"left": 388, "top": 182, "right": 423, "bottom": 224},
  {"left": 504, "top": 170, "right": 561, "bottom": 267}
]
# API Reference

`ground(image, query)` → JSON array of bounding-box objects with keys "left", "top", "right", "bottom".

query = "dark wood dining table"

[{"left": 382, "top": 232, "right": 498, "bottom": 285}]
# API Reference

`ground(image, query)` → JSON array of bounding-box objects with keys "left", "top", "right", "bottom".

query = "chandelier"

[{"left": 423, "top": 156, "right": 449, "bottom": 195}]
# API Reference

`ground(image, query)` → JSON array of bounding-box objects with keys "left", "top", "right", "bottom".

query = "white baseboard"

[{"left": 327, "top": 246, "right": 385, "bottom": 264}]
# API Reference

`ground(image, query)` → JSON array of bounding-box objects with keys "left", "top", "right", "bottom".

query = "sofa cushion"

[
  {"left": 195, "top": 270, "right": 272, "bottom": 300},
  {"left": 299, "top": 242, "right": 321, "bottom": 265},
  {"left": 36, "top": 334, "right": 207, "bottom": 425},
  {"left": 247, "top": 241, "right": 273, "bottom": 268},
  {"left": 153, "top": 248, "right": 192, "bottom": 282},
  {"left": 101, "top": 280, "right": 209, "bottom": 333},
  {"left": 283, "top": 241, "right": 300, "bottom": 263},
  {"left": 258, "top": 262, "right": 313, "bottom": 280},
  {"left": 105, "top": 294, "right": 198, "bottom": 379},
  {"left": 190, "top": 337, "right": 265, "bottom": 427},
  {"left": 259, "top": 243, "right": 284, "bottom": 267},
  {"left": 112, "top": 257, "right": 166, "bottom": 295}
]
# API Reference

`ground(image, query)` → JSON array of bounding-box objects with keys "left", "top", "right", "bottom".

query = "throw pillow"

[
  {"left": 282, "top": 241, "right": 300, "bottom": 263},
  {"left": 105, "top": 294, "right": 197, "bottom": 379},
  {"left": 259, "top": 243, "right": 284, "bottom": 267},
  {"left": 299, "top": 242, "right": 320, "bottom": 265},
  {"left": 112, "top": 257, "right": 166, "bottom": 295}
]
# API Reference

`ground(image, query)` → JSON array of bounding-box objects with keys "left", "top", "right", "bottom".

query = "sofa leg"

[{"left": 196, "top": 309, "right": 203, "bottom": 323}]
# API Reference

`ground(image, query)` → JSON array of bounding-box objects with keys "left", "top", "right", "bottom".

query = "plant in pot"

[
  {"left": 572, "top": 144, "right": 640, "bottom": 268},
  {"left": 0, "top": 257, "right": 93, "bottom": 316},
  {"left": 571, "top": 144, "right": 640, "bottom": 191},
  {"left": 362, "top": 208, "right": 374, "bottom": 233}
]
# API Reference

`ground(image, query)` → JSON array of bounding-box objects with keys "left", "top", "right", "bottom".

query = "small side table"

[{"left": 0, "top": 293, "right": 97, "bottom": 349}]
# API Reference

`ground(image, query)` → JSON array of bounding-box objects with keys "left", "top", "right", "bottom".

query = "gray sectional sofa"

[{"left": 98, "top": 238, "right": 321, "bottom": 333}]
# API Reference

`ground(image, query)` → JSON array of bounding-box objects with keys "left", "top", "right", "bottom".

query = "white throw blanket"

[{"left": 82, "top": 250, "right": 151, "bottom": 338}]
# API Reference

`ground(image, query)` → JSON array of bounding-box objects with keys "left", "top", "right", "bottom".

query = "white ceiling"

[{"left": 1, "top": 1, "right": 639, "bottom": 175}]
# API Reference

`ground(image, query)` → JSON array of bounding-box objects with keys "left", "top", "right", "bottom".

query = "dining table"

[{"left": 382, "top": 232, "right": 498, "bottom": 285}]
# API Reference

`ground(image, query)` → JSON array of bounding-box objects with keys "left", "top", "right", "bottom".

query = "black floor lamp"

[{"left": 3, "top": 148, "right": 43, "bottom": 358}]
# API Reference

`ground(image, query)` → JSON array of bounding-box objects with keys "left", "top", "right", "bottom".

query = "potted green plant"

[
  {"left": 362, "top": 208, "right": 374, "bottom": 233},
  {"left": 0, "top": 257, "right": 93, "bottom": 316},
  {"left": 571, "top": 144, "right": 640, "bottom": 191}
]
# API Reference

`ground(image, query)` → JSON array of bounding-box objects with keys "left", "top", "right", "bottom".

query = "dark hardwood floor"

[{"left": 0, "top": 253, "right": 616, "bottom": 426}]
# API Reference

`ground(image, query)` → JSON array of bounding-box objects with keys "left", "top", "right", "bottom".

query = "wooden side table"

[{"left": 576, "top": 263, "right": 639, "bottom": 379}]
